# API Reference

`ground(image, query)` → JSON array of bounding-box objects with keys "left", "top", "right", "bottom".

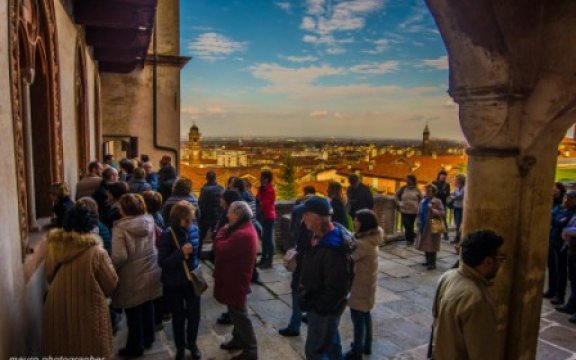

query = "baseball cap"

[{"left": 302, "top": 196, "right": 333, "bottom": 216}]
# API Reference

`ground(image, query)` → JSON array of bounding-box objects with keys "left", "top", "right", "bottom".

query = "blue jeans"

[
  {"left": 287, "top": 290, "right": 303, "bottom": 330},
  {"left": 305, "top": 311, "right": 342, "bottom": 360},
  {"left": 261, "top": 219, "right": 275, "bottom": 262},
  {"left": 350, "top": 309, "right": 372, "bottom": 354}
]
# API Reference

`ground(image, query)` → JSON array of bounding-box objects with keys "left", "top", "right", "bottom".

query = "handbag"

[
  {"left": 430, "top": 218, "right": 446, "bottom": 235},
  {"left": 283, "top": 248, "right": 298, "bottom": 272},
  {"left": 169, "top": 227, "right": 208, "bottom": 296}
]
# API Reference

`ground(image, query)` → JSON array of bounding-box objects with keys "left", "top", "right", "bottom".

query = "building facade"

[{"left": 0, "top": 0, "right": 186, "bottom": 357}]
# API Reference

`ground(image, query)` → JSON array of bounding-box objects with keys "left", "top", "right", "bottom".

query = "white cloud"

[
  {"left": 206, "top": 107, "right": 227, "bottom": 114},
  {"left": 310, "top": 110, "right": 329, "bottom": 117},
  {"left": 250, "top": 63, "right": 345, "bottom": 86},
  {"left": 306, "top": 0, "right": 326, "bottom": 16},
  {"left": 301, "top": 0, "right": 386, "bottom": 54},
  {"left": 420, "top": 56, "right": 448, "bottom": 70},
  {"left": 181, "top": 107, "right": 201, "bottom": 119},
  {"left": 279, "top": 55, "right": 319, "bottom": 63},
  {"left": 363, "top": 39, "right": 389, "bottom": 54},
  {"left": 301, "top": 16, "right": 316, "bottom": 31},
  {"left": 188, "top": 33, "right": 247, "bottom": 61},
  {"left": 275, "top": 2, "right": 291, "bottom": 12},
  {"left": 350, "top": 61, "right": 399, "bottom": 75},
  {"left": 398, "top": 6, "right": 438, "bottom": 35},
  {"left": 249, "top": 62, "right": 427, "bottom": 101},
  {"left": 326, "top": 47, "right": 346, "bottom": 55}
]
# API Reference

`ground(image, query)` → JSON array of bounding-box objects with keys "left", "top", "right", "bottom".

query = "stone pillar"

[
  {"left": 374, "top": 195, "right": 402, "bottom": 242},
  {"left": 425, "top": 1, "right": 576, "bottom": 358}
]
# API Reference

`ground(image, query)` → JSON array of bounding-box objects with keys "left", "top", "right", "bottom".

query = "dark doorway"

[{"left": 29, "top": 45, "right": 54, "bottom": 218}]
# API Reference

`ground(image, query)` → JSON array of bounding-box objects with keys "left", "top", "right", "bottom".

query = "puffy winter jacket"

[{"left": 298, "top": 224, "right": 355, "bottom": 315}]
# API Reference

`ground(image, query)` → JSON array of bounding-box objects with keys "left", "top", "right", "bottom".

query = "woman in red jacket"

[
  {"left": 256, "top": 170, "right": 276, "bottom": 269},
  {"left": 214, "top": 201, "right": 259, "bottom": 360}
]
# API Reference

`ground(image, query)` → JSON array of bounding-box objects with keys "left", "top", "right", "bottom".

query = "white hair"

[{"left": 229, "top": 201, "right": 253, "bottom": 219}]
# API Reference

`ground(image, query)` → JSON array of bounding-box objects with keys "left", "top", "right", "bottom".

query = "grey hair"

[{"left": 229, "top": 201, "right": 253, "bottom": 219}]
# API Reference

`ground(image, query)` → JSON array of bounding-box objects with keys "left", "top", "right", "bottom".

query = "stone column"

[{"left": 425, "top": 1, "right": 576, "bottom": 358}]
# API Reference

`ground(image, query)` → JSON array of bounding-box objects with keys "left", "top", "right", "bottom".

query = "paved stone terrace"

[{"left": 113, "top": 239, "right": 576, "bottom": 360}]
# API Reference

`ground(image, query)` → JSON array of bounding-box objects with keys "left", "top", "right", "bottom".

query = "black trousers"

[
  {"left": 228, "top": 305, "right": 257, "bottom": 355},
  {"left": 124, "top": 300, "right": 155, "bottom": 354},
  {"left": 199, "top": 220, "right": 218, "bottom": 255},
  {"left": 547, "top": 244, "right": 568, "bottom": 298},
  {"left": 401, "top": 213, "right": 417, "bottom": 244},
  {"left": 166, "top": 285, "right": 201, "bottom": 349}
]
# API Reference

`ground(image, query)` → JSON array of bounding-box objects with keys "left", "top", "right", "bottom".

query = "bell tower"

[
  {"left": 422, "top": 123, "right": 431, "bottom": 156},
  {"left": 188, "top": 123, "right": 201, "bottom": 165}
]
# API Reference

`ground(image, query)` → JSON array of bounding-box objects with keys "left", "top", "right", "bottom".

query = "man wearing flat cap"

[{"left": 298, "top": 196, "right": 355, "bottom": 360}]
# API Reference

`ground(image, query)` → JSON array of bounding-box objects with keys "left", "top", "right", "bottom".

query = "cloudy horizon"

[{"left": 180, "top": 0, "right": 461, "bottom": 140}]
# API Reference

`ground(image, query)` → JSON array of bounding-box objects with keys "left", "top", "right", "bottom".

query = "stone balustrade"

[{"left": 273, "top": 195, "right": 404, "bottom": 253}]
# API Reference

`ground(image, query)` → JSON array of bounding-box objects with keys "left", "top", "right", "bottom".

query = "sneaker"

[
  {"left": 279, "top": 327, "right": 300, "bottom": 337},
  {"left": 543, "top": 290, "right": 556, "bottom": 299},
  {"left": 427, "top": 264, "right": 437, "bottom": 270}
]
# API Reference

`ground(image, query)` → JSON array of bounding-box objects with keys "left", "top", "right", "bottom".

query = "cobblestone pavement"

[{"left": 114, "top": 238, "right": 576, "bottom": 360}]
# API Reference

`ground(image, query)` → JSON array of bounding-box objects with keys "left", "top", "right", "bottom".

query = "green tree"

[{"left": 278, "top": 156, "right": 298, "bottom": 200}]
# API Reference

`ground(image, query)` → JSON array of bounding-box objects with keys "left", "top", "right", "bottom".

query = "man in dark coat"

[
  {"left": 347, "top": 174, "right": 374, "bottom": 218},
  {"left": 298, "top": 196, "right": 355, "bottom": 359},
  {"left": 198, "top": 171, "right": 224, "bottom": 252}
]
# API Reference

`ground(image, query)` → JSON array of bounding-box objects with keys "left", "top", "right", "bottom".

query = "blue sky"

[{"left": 179, "top": 0, "right": 460, "bottom": 140}]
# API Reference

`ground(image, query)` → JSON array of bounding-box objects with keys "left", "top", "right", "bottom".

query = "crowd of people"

[
  {"left": 42, "top": 154, "right": 287, "bottom": 360},
  {"left": 41, "top": 156, "right": 573, "bottom": 360},
  {"left": 544, "top": 183, "right": 576, "bottom": 324},
  {"left": 395, "top": 170, "right": 466, "bottom": 269}
]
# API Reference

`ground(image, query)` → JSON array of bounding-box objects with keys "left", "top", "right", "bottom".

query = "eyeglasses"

[{"left": 492, "top": 254, "right": 507, "bottom": 263}]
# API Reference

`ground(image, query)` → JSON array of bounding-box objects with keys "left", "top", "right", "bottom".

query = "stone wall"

[
  {"left": 101, "top": 0, "right": 182, "bottom": 169},
  {"left": 273, "top": 195, "right": 404, "bottom": 254},
  {"left": 0, "top": 1, "right": 100, "bottom": 356}
]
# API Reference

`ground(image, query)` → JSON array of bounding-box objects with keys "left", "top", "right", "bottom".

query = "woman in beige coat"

[
  {"left": 415, "top": 184, "right": 445, "bottom": 270},
  {"left": 43, "top": 203, "right": 118, "bottom": 358},
  {"left": 112, "top": 193, "right": 163, "bottom": 357},
  {"left": 345, "top": 209, "right": 383, "bottom": 360}
]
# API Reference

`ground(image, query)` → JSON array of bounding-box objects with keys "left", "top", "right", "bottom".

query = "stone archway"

[
  {"left": 424, "top": 1, "right": 576, "bottom": 358},
  {"left": 8, "top": 0, "right": 63, "bottom": 257}
]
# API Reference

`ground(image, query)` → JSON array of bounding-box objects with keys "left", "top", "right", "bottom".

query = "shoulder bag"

[{"left": 169, "top": 227, "right": 208, "bottom": 296}]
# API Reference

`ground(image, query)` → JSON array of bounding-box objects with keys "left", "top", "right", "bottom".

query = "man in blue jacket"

[{"left": 298, "top": 196, "right": 355, "bottom": 360}]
